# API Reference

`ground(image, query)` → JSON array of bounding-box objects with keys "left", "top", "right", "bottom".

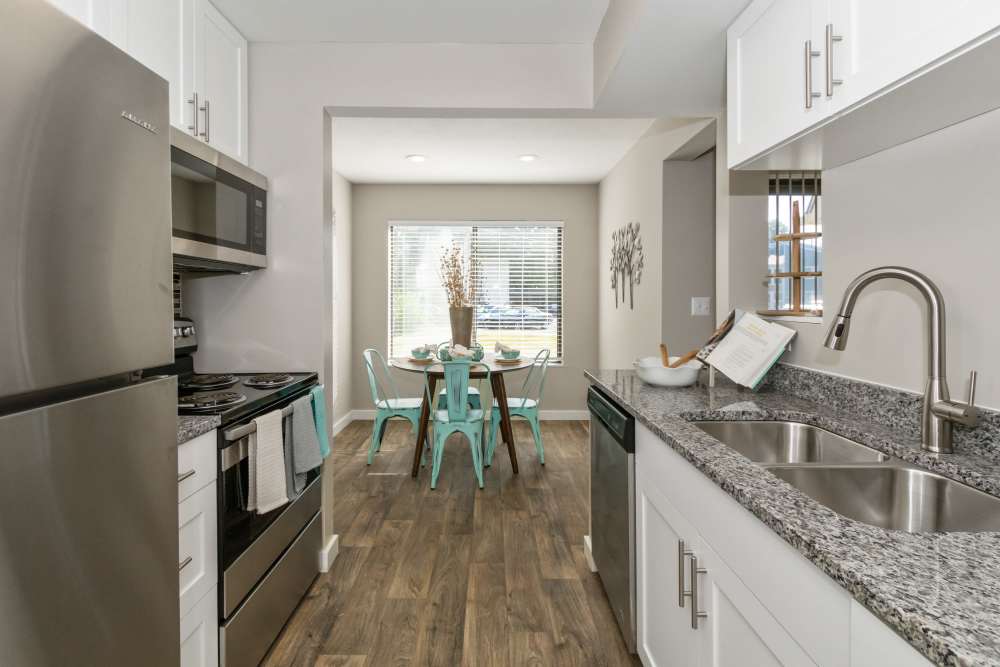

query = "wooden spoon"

[
  {"left": 659, "top": 343, "right": 670, "bottom": 367},
  {"left": 669, "top": 349, "right": 699, "bottom": 368}
]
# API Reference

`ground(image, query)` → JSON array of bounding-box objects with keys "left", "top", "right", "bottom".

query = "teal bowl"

[
  {"left": 411, "top": 348, "right": 431, "bottom": 360},
  {"left": 500, "top": 349, "right": 520, "bottom": 360}
]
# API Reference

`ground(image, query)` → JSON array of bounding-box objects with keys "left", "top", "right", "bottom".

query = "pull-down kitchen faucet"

[{"left": 824, "top": 266, "right": 978, "bottom": 454}]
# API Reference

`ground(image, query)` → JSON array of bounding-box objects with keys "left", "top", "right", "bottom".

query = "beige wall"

[
  {"left": 350, "top": 183, "right": 599, "bottom": 413},
  {"left": 661, "top": 150, "right": 717, "bottom": 353},
  {"left": 597, "top": 118, "right": 716, "bottom": 368},
  {"left": 727, "top": 107, "right": 1000, "bottom": 409}
]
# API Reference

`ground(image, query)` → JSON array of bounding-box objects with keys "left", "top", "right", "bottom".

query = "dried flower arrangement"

[{"left": 438, "top": 241, "right": 476, "bottom": 308}]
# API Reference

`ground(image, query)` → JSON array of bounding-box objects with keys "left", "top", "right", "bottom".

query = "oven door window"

[
  {"left": 171, "top": 147, "right": 253, "bottom": 252},
  {"left": 221, "top": 447, "right": 319, "bottom": 570}
]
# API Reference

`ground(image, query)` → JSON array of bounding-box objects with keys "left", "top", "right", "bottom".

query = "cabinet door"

[
  {"left": 194, "top": 0, "right": 248, "bottom": 163},
  {"left": 827, "top": 0, "right": 1000, "bottom": 114},
  {"left": 727, "top": 0, "right": 826, "bottom": 167},
  {"left": 46, "top": 0, "right": 126, "bottom": 47},
  {"left": 180, "top": 585, "right": 220, "bottom": 667},
  {"left": 179, "top": 481, "right": 219, "bottom": 619},
  {"left": 636, "top": 472, "right": 699, "bottom": 667},
  {"left": 124, "top": 0, "right": 184, "bottom": 128},
  {"left": 695, "top": 541, "right": 817, "bottom": 667}
]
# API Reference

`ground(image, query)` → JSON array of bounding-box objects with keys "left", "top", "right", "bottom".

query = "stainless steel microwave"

[{"left": 170, "top": 128, "right": 268, "bottom": 273}]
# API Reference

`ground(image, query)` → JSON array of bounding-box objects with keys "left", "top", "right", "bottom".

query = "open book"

[{"left": 704, "top": 313, "right": 796, "bottom": 389}]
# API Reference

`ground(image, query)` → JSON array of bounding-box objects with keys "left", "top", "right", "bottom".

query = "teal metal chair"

[
  {"left": 435, "top": 341, "right": 482, "bottom": 411},
  {"left": 363, "top": 348, "right": 426, "bottom": 465},
  {"left": 425, "top": 360, "right": 489, "bottom": 490},
  {"left": 486, "top": 349, "right": 551, "bottom": 466}
]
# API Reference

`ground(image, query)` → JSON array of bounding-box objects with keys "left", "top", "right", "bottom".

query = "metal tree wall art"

[{"left": 609, "top": 222, "right": 644, "bottom": 310}]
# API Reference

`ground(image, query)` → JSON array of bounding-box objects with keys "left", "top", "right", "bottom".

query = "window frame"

[
  {"left": 386, "top": 220, "right": 565, "bottom": 361},
  {"left": 759, "top": 171, "right": 823, "bottom": 318}
]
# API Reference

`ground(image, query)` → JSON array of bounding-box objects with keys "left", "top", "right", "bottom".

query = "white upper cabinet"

[
  {"left": 47, "top": 0, "right": 126, "bottom": 47},
  {"left": 123, "top": 0, "right": 184, "bottom": 127},
  {"left": 827, "top": 0, "right": 1000, "bottom": 114},
  {"left": 727, "top": 0, "right": 825, "bottom": 168},
  {"left": 191, "top": 0, "right": 248, "bottom": 163},
  {"left": 728, "top": 0, "right": 1000, "bottom": 167},
  {"left": 46, "top": 0, "right": 248, "bottom": 164}
]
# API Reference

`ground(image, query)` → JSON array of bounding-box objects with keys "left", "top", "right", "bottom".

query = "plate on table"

[
  {"left": 495, "top": 356, "right": 523, "bottom": 365},
  {"left": 408, "top": 356, "right": 435, "bottom": 365}
]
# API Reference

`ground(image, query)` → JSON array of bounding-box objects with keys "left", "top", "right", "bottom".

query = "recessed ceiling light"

[
  {"left": 519, "top": 154, "right": 539, "bottom": 162},
  {"left": 405, "top": 154, "right": 427, "bottom": 163}
]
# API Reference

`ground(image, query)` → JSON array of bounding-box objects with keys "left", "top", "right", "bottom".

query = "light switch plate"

[{"left": 691, "top": 296, "right": 712, "bottom": 316}]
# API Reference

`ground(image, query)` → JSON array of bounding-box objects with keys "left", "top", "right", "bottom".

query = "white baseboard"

[
  {"left": 330, "top": 411, "right": 354, "bottom": 436},
  {"left": 583, "top": 535, "right": 597, "bottom": 573},
  {"left": 318, "top": 534, "right": 339, "bottom": 573},
  {"left": 347, "top": 408, "right": 588, "bottom": 421}
]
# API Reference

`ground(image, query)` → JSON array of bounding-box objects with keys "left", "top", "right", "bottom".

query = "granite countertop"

[
  {"left": 586, "top": 369, "right": 1000, "bottom": 667},
  {"left": 177, "top": 415, "right": 220, "bottom": 444}
]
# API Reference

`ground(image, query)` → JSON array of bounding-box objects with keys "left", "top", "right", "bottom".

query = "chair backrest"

[
  {"left": 425, "top": 360, "right": 489, "bottom": 422},
  {"left": 515, "top": 349, "right": 551, "bottom": 409},
  {"left": 362, "top": 348, "right": 400, "bottom": 406}
]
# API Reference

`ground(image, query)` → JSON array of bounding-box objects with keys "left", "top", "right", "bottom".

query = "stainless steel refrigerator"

[{"left": 0, "top": 1, "right": 178, "bottom": 664}]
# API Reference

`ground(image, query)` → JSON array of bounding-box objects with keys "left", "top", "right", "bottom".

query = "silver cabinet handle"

[
  {"left": 677, "top": 540, "right": 693, "bottom": 607},
  {"left": 804, "top": 40, "right": 821, "bottom": 108},
  {"left": 688, "top": 554, "right": 708, "bottom": 629},
  {"left": 177, "top": 469, "right": 196, "bottom": 484},
  {"left": 187, "top": 92, "right": 199, "bottom": 137},
  {"left": 825, "top": 24, "right": 843, "bottom": 96},
  {"left": 199, "top": 99, "right": 210, "bottom": 144},
  {"left": 178, "top": 555, "right": 193, "bottom": 572}
]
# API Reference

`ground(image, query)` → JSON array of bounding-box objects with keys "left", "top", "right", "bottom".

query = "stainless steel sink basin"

[
  {"left": 693, "top": 421, "right": 888, "bottom": 464},
  {"left": 767, "top": 464, "right": 1000, "bottom": 532}
]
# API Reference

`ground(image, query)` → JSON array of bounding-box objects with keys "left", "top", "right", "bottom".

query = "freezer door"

[
  {"left": 0, "top": 377, "right": 179, "bottom": 666},
  {"left": 0, "top": 0, "right": 173, "bottom": 398}
]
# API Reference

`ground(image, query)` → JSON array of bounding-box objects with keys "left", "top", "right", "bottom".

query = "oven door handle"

[{"left": 220, "top": 384, "right": 323, "bottom": 470}]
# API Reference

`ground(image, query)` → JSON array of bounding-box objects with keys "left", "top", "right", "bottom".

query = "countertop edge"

[
  {"left": 584, "top": 369, "right": 1000, "bottom": 667},
  {"left": 177, "top": 415, "right": 220, "bottom": 445}
]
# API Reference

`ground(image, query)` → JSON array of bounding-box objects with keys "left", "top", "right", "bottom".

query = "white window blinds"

[{"left": 388, "top": 222, "right": 564, "bottom": 360}]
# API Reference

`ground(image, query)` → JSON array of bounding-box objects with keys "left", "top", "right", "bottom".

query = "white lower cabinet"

[
  {"left": 635, "top": 422, "right": 930, "bottom": 667},
  {"left": 178, "top": 430, "right": 219, "bottom": 667},
  {"left": 181, "top": 584, "right": 219, "bottom": 667}
]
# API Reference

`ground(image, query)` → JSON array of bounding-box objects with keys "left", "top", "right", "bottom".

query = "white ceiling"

[
  {"left": 595, "top": 0, "right": 753, "bottom": 115},
  {"left": 332, "top": 117, "right": 656, "bottom": 184},
  {"left": 211, "top": 0, "right": 609, "bottom": 44}
]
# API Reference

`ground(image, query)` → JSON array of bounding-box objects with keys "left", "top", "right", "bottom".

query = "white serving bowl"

[{"left": 633, "top": 356, "right": 701, "bottom": 387}]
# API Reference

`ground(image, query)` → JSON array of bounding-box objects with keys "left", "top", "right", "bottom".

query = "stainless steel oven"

[
  {"left": 218, "top": 388, "right": 321, "bottom": 667},
  {"left": 588, "top": 386, "right": 637, "bottom": 654},
  {"left": 170, "top": 128, "right": 268, "bottom": 273}
]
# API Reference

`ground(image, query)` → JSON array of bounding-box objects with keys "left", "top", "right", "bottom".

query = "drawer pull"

[
  {"left": 177, "top": 469, "right": 196, "bottom": 484},
  {"left": 688, "top": 553, "right": 708, "bottom": 629},
  {"left": 178, "top": 556, "right": 193, "bottom": 572},
  {"left": 678, "top": 539, "right": 693, "bottom": 607}
]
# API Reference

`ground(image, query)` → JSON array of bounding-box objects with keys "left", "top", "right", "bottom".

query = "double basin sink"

[{"left": 693, "top": 420, "right": 1000, "bottom": 533}]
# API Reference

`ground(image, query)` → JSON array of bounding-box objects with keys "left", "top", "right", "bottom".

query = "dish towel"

[
  {"left": 288, "top": 394, "right": 324, "bottom": 494},
  {"left": 247, "top": 409, "right": 288, "bottom": 514},
  {"left": 310, "top": 385, "right": 331, "bottom": 459}
]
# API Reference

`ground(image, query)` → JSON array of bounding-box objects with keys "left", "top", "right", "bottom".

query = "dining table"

[{"left": 389, "top": 354, "right": 536, "bottom": 478}]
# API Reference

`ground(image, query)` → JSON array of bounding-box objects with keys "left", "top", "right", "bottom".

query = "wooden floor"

[{"left": 262, "top": 419, "right": 640, "bottom": 667}]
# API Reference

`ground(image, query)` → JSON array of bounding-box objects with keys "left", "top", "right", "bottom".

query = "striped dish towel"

[{"left": 247, "top": 409, "right": 288, "bottom": 514}]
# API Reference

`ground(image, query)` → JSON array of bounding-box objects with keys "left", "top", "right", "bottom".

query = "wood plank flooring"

[{"left": 262, "top": 419, "right": 639, "bottom": 667}]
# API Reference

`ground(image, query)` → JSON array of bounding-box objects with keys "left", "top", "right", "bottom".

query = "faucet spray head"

[{"left": 824, "top": 315, "right": 851, "bottom": 351}]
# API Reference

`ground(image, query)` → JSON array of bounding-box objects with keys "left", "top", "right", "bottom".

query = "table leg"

[
  {"left": 491, "top": 374, "right": 519, "bottom": 475},
  {"left": 412, "top": 375, "right": 436, "bottom": 478}
]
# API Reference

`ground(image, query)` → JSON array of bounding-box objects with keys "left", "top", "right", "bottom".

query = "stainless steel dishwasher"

[{"left": 588, "top": 386, "right": 636, "bottom": 653}]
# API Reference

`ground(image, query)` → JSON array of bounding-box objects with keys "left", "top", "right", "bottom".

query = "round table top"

[{"left": 390, "top": 354, "right": 535, "bottom": 374}]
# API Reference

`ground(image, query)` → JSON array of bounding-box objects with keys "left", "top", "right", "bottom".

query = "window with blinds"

[
  {"left": 763, "top": 171, "right": 823, "bottom": 316},
  {"left": 388, "top": 222, "right": 564, "bottom": 359}
]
